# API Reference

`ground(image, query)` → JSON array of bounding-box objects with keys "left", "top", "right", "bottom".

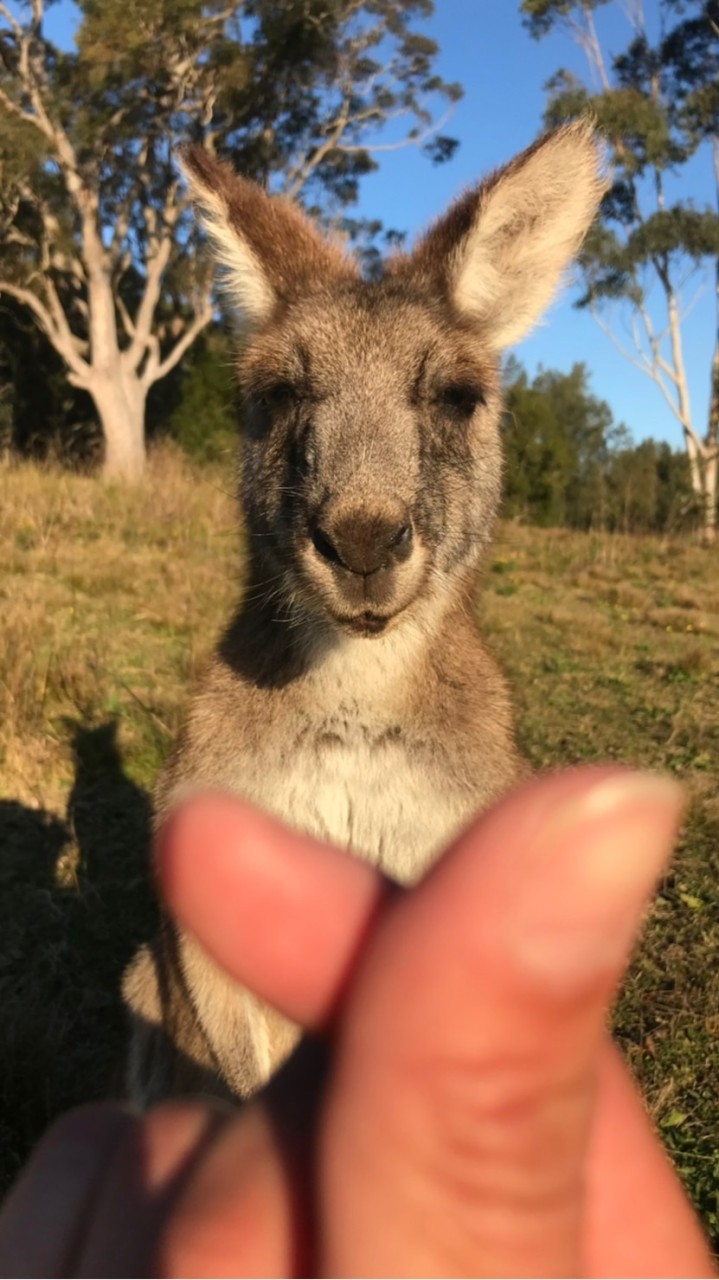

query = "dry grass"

[
  {"left": 1, "top": 450, "right": 718, "bottom": 1241},
  {"left": 1, "top": 446, "right": 237, "bottom": 809}
]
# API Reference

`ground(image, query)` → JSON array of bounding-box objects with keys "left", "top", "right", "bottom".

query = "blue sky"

[{"left": 43, "top": 0, "right": 716, "bottom": 450}]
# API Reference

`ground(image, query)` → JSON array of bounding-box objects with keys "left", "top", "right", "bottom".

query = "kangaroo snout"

[
  {"left": 311, "top": 503, "right": 414, "bottom": 576},
  {"left": 302, "top": 497, "right": 424, "bottom": 632}
]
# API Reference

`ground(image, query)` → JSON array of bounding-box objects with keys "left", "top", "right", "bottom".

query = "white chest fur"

[
  {"left": 260, "top": 721, "right": 459, "bottom": 882},
  {"left": 238, "top": 619, "right": 469, "bottom": 883}
]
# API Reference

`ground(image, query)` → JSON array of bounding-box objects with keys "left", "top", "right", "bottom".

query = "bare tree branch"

[
  {"left": 0, "top": 279, "right": 54, "bottom": 336},
  {"left": 337, "top": 107, "right": 453, "bottom": 155},
  {"left": 591, "top": 301, "right": 675, "bottom": 397},
  {"left": 282, "top": 96, "right": 353, "bottom": 199},
  {"left": 0, "top": 3, "right": 23, "bottom": 40},
  {"left": 123, "top": 183, "right": 181, "bottom": 372},
  {"left": 636, "top": 298, "right": 681, "bottom": 387},
  {"left": 144, "top": 298, "right": 214, "bottom": 388},
  {"left": 589, "top": 297, "right": 708, "bottom": 460},
  {"left": 561, "top": 5, "right": 612, "bottom": 91},
  {"left": 620, "top": 0, "right": 646, "bottom": 36},
  {"left": 116, "top": 291, "right": 137, "bottom": 342},
  {"left": 0, "top": 81, "right": 48, "bottom": 135},
  {"left": 0, "top": 277, "right": 90, "bottom": 381}
]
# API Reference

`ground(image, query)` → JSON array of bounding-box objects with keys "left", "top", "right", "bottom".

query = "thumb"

[{"left": 319, "top": 768, "right": 684, "bottom": 1278}]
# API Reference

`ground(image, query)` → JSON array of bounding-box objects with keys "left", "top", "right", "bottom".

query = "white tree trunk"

[
  {"left": 704, "top": 454, "right": 717, "bottom": 547},
  {"left": 93, "top": 374, "right": 147, "bottom": 481},
  {"left": 83, "top": 258, "right": 147, "bottom": 480},
  {"left": 708, "top": 146, "right": 719, "bottom": 547},
  {"left": 703, "top": 337, "right": 719, "bottom": 547}
]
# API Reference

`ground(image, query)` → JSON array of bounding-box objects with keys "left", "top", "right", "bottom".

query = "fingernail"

[{"left": 512, "top": 771, "right": 684, "bottom": 988}]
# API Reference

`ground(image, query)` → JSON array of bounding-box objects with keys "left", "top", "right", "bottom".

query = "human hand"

[{"left": 0, "top": 768, "right": 714, "bottom": 1278}]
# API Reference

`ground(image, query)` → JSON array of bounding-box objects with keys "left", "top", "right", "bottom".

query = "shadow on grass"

[{"left": 0, "top": 720, "right": 157, "bottom": 1193}]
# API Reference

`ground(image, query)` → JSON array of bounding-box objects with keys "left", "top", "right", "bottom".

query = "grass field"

[{"left": 1, "top": 448, "right": 718, "bottom": 1242}]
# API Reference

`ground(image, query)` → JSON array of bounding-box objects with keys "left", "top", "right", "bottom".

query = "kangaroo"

[{"left": 123, "top": 122, "right": 605, "bottom": 1106}]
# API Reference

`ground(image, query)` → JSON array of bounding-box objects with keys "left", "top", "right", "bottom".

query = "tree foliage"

[
  {"left": 521, "top": 0, "right": 612, "bottom": 43},
  {"left": 503, "top": 359, "right": 700, "bottom": 534},
  {"left": 163, "top": 324, "right": 239, "bottom": 463},
  {"left": 0, "top": 299, "right": 96, "bottom": 460}
]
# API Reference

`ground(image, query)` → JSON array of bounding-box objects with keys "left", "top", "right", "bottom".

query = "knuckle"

[{"left": 399, "top": 1044, "right": 587, "bottom": 1216}]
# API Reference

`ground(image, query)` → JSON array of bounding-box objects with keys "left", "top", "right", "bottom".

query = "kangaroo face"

[
  {"left": 238, "top": 284, "right": 502, "bottom": 635},
  {"left": 183, "top": 122, "right": 604, "bottom": 636}
]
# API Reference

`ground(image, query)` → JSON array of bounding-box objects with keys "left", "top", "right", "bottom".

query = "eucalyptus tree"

[
  {"left": 0, "top": 0, "right": 459, "bottom": 477},
  {"left": 521, "top": 0, "right": 719, "bottom": 542}
]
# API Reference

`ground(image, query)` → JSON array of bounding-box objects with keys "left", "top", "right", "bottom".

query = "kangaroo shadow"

[{"left": 0, "top": 720, "right": 157, "bottom": 1192}]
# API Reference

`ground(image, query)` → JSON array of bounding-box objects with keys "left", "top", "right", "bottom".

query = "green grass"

[{"left": 1, "top": 449, "right": 718, "bottom": 1243}]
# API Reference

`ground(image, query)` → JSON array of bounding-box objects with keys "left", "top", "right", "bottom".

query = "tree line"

[{"left": 503, "top": 358, "right": 699, "bottom": 535}]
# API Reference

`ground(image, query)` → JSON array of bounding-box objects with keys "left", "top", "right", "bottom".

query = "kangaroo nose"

[{"left": 312, "top": 508, "right": 413, "bottom": 575}]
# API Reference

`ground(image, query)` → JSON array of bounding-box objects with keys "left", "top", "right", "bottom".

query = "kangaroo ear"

[
  {"left": 181, "top": 147, "right": 359, "bottom": 331},
  {"left": 393, "top": 121, "right": 606, "bottom": 350}
]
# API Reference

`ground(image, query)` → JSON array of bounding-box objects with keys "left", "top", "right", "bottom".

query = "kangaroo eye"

[
  {"left": 259, "top": 382, "right": 300, "bottom": 412},
  {"left": 440, "top": 383, "right": 485, "bottom": 417}
]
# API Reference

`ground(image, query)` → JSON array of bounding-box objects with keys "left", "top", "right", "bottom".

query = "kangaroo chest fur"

[
  {"left": 175, "top": 620, "right": 483, "bottom": 885},
  {"left": 259, "top": 718, "right": 457, "bottom": 881},
  {"left": 239, "top": 700, "right": 464, "bottom": 884}
]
